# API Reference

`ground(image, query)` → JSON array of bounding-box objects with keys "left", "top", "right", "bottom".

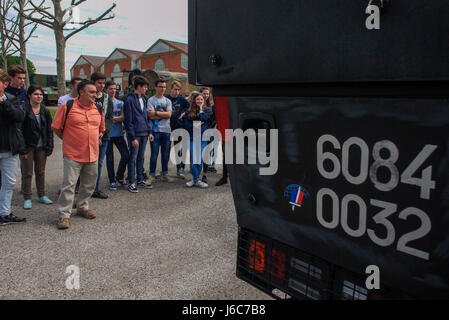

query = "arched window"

[
  {"left": 155, "top": 59, "right": 165, "bottom": 71},
  {"left": 113, "top": 64, "right": 121, "bottom": 73}
]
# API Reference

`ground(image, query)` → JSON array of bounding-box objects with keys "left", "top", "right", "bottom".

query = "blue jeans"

[
  {"left": 95, "top": 140, "right": 109, "bottom": 192},
  {"left": 0, "top": 153, "right": 19, "bottom": 217},
  {"left": 150, "top": 132, "right": 171, "bottom": 176},
  {"left": 189, "top": 140, "right": 207, "bottom": 182},
  {"left": 106, "top": 136, "right": 129, "bottom": 183},
  {"left": 128, "top": 136, "right": 148, "bottom": 184}
]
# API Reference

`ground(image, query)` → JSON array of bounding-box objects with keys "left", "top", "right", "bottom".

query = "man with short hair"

[
  {"left": 58, "top": 77, "right": 82, "bottom": 107},
  {"left": 165, "top": 80, "right": 190, "bottom": 179},
  {"left": 0, "top": 68, "right": 28, "bottom": 226},
  {"left": 57, "top": 77, "right": 84, "bottom": 196},
  {"left": 148, "top": 80, "right": 173, "bottom": 183},
  {"left": 124, "top": 75, "right": 154, "bottom": 193},
  {"left": 5, "top": 65, "right": 27, "bottom": 107},
  {"left": 52, "top": 80, "right": 105, "bottom": 230},
  {"left": 105, "top": 80, "right": 129, "bottom": 190},
  {"left": 5, "top": 65, "right": 27, "bottom": 193},
  {"left": 91, "top": 73, "right": 114, "bottom": 199},
  {"left": 124, "top": 69, "right": 143, "bottom": 97}
]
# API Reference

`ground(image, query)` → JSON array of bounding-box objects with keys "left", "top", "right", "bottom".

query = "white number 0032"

[{"left": 316, "top": 135, "right": 437, "bottom": 260}]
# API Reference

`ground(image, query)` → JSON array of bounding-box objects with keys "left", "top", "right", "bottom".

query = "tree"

[
  {"left": 1, "top": 0, "right": 41, "bottom": 87},
  {"left": 0, "top": 0, "right": 20, "bottom": 70},
  {"left": 0, "top": 56, "right": 37, "bottom": 76},
  {"left": 15, "top": 0, "right": 40, "bottom": 87},
  {"left": 19, "top": 0, "right": 116, "bottom": 96}
]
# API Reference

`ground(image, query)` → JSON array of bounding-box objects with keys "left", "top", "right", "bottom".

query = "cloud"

[{"left": 26, "top": 0, "right": 188, "bottom": 78}]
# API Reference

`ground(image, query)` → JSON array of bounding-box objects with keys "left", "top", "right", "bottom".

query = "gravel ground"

[{"left": 0, "top": 139, "right": 271, "bottom": 300}]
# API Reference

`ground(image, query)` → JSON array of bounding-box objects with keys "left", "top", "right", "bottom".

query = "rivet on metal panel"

[
  {"left": 209, "top": 54, "right": 222, "bottom": 67},
  {"left": 248, "top": 194, "right": 257, "bottom": 205}
]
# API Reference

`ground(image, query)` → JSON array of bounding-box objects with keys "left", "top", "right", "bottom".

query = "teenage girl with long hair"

[
  {"left": 21, "top": 85, "right": 54, "bottom": 209},
  {"left": 179, "top": 91, "right": 211, "bottom": 188},
  {"left": 199, "top": 87, "right": 217, "bottom": 183}
]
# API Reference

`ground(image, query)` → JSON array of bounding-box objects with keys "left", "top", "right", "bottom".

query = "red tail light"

[
  {"left": 271, "top": 249, "right": 286, "bottom": 283},
  {"left": 249, "top": 240, "right": 266, "bottom": 274}
]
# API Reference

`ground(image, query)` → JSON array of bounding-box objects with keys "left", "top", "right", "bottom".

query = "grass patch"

[{"left": 49, "top": 108, "right": 57, "bottom": 120}]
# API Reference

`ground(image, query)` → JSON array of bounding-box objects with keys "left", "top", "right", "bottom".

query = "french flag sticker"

[{"left": 290, "top": 187, "right": 305, "bottom": 211}]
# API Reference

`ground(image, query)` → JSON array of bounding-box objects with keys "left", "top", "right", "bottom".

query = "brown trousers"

[{"left": 20, "top": 147, "right": 48, "bottom": 200}]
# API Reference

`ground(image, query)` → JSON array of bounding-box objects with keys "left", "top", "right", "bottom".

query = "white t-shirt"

[
  {"left": 139, "top": 97, "right": 145, "bottom": 113},
  {"left": 58, "top": 94, "right": 74, "bottom": 107}
]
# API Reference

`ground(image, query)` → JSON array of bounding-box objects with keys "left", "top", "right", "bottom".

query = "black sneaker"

[
  {"left": 92, "top": 190, "right": 109, "bottom": 199},
  {"left": 128, "top": 183, "right": 139, "bottom": 193},
  {"left": 137, "top": 181, "right": 153, "bottom": 189},
  {"left": 2, "top": 214, "right": 26, "bottom": 225},
  {"left": 209, "top": 167, "right": 218, "bottom": 173},
  {"left": 215, "top": 178, "right": 228, "bottom": 186},
  {"left": 202, "top": 176, "right": 208, "bottom": 184},
  {"left": 0, "top": 216, "right": 11, "bottom": 226}
]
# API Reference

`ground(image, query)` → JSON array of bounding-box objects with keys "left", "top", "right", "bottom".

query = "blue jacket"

[
  {"left": 179, "top": 108, "right": 211, "bottom": 139},
  {"left": 5, "top": 85, "right": 27, "bottom": 107},
  {"left": 123, "top": 92, "right": 152, "bottom": 141}
]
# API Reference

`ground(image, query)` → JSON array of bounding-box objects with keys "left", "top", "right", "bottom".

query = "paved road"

[{"left": 0, "top": 138, "right": 271, "bottom": 300}]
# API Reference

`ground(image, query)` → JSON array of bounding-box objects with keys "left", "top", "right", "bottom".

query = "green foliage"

[
  {"left": 0, "top": 56, "right": 36, "bottom": 76},
  {"left": 49, "top": 108, "right": 57, "bottom": 120}
]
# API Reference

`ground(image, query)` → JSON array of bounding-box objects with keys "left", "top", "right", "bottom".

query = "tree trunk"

[
  {"left": 55, "top": 29, "right": 67, "bottom": 97},
  {"left": 0, "top": 17, "right": 7, "bottom": 70},
  {"left": 1, "top": 48, "right": 7, "bottom": 72},
  {"left": 21, "top": 48, "right": 29, "bottom": 87},
  {"left": 53, "top": 0, "right": 66, "bottom": 97},
  {"left": 18, "top": 0, "right": 29, "bottom": 87}
]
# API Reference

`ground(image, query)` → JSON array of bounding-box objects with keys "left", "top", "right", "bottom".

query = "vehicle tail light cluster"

[
  {"left": 237, "top": 228, "right": 412, "bottom": 300},
  {"left": 270, "top": 249, "right": 286, "bottom": 283},
  {"left": 248, "top": 240, "right": 287, "bottom": 283},
  {"left": 249, "top": 240, "right": 266, "bottom": 274}
]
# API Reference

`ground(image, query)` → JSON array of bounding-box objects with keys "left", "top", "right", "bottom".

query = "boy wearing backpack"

[
  {"left": 91, "top": 73, "right": 114, "bottom": 199},
  {"left": 52, "top": 80, "right": 105, "bottom": 230}
]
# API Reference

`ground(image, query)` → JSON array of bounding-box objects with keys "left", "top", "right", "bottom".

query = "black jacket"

[
  {"left": 22, "top": 103, "right": 54, "bottom": 155},
  {"left": 95, "top": 93, "right": 114, "bottom": 141},
  {"left": 104, "top": 94, "right": 114, "bottom": 141},
  {"left": 0, "top": 93, "right": 27, "bottom": 155},
  {"left": 208, "top": 104, "right": 217, "bottom": 129}
]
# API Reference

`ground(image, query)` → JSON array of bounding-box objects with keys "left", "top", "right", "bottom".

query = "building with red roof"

[
  {"left": 70, "top": 39, "right": 188, "bottom": 92},
  {"left": 71, "top": 55, "right": 107, "bottom": 80}
]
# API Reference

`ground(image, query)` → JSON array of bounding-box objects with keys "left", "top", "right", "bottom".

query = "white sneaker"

[
  {"left": 195, "top": 180, "right": 209, "bottom": 188},
  {"left": 186, "top": 180, "right": 195, "bottom": 188}
]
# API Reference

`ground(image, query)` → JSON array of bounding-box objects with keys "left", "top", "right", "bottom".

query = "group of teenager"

[
  {"left": 0, "top": 66, "right": 53, "bottom": 226},
  {"left": 0, "top": 66, "right": 229, "bottom": 230}
]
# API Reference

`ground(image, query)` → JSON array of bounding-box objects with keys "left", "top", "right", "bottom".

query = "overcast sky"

[{"left": 26, "top": 0, "right": 188, "bottom": 77}]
